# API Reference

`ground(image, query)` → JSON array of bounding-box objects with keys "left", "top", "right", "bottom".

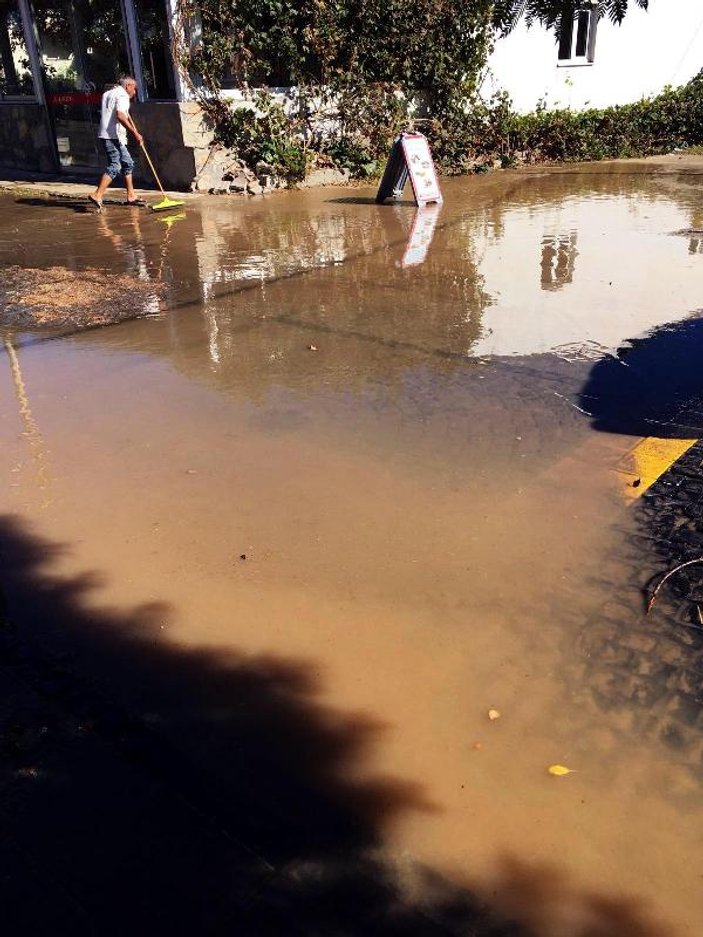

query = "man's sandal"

[{"left": 88, "top": 194, "right": 103, "bottom": 213}]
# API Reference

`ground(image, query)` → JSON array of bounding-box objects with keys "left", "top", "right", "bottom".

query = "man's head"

[{"left": 119, "top": 76, "right": 137, "bottom": 99}]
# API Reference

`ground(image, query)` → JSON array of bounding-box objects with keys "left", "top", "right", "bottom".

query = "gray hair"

[{"left": 119, "top": 76, "right": 137, "bottom": 88}]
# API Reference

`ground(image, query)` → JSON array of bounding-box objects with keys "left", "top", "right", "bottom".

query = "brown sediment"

[
  {"left": 2, "top": 167, "right": 703, "bottom": 936},
  {"left": 0, "top": 265, "right": 164, "bottom": 328}
]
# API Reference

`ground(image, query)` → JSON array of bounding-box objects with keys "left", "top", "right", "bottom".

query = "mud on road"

[{"left": 1, "top": 162, "right": 703, "bottom": 936}]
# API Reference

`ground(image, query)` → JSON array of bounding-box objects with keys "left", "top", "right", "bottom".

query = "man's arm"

[{"left": 116, "top": 110, "right": 143, "bottom": 147}]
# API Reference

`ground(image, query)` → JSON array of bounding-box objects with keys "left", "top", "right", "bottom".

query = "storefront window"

[
  {"left": 0, "top": 0, "right": 34, "bottom": 97},
  {"left": 133, "top": 0, "right": 175, "bottom": 99},
  {"left": 33, "top": 0, "right": 130, "bottom": 93},
  {"left": 33, "top": 0, "right": 130, "bottom": 167}
]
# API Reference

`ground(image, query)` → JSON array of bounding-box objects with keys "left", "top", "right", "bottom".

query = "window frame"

[
  {"left": 0, "top": 0, "right": 43, "bottom": 103},
  {"left": 556, "top": 2, "right": 599, "bottom": 68}
]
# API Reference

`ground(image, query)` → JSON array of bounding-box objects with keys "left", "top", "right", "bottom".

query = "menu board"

[
  {"left": 400, "top": 133, "right": 443, "bottom": 206},
  {"left": 376, "top": 132, "right": 443, "bottom": 207}
]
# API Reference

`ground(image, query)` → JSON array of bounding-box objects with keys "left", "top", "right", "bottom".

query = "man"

[{"left": 89, "top": 77, "right": 144, "bottom": 211}]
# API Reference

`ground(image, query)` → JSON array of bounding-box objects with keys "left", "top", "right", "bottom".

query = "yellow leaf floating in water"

[
  {"left": 548, "top": 764, "right": 574, "bottom": 776},
  {"left": 487, "top": 709, "right": 501, "bottom": 721}
]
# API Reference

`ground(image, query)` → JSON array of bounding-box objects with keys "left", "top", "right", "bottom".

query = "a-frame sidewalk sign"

[{"left": 375, "top": 132, "right": 443, "bottom": 207}]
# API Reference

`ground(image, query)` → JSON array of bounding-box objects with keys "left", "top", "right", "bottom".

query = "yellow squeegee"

[{"left": 139, "top": 137, "right": 185, "bottom": 213}]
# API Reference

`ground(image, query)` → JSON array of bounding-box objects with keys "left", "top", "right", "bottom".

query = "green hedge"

[
  {"left": 426, "top": 74, "right": 703, "bottom": 174},
  {"left": 207, "top": 73, "right": 703, "bottom": 183}
]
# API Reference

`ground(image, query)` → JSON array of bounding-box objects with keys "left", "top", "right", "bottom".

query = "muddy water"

[{"left": 2, "top": 168, "right": 703, "bottom": 934}]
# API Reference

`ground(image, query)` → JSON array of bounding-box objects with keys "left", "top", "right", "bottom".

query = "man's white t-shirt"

[{"left": 99, "top": 86, "right": 130, "bottom": 145}]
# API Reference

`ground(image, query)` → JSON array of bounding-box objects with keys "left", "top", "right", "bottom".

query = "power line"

[{"left": 670, "top": 11, "right": 703, "bottom": 85}]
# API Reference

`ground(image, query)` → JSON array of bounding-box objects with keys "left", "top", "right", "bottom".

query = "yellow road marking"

[{"left": 615, "top": 436, "right": 698, "bottom": 499}]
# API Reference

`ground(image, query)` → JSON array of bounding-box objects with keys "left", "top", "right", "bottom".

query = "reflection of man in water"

[{"left": 89, "top": 77, "right": 143, "bottom": 212}]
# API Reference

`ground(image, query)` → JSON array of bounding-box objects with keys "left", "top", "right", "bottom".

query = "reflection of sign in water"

[
  {"left": 376, "top": 132, "right": 443, "bottom": 207},
  {"left": 401, "top": 205, "right": 441, "bottom": 267}
]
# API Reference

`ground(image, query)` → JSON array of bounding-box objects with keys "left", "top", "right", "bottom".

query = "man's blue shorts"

[{"left": 102, "top": 138, "right": 134, "bottom": 179}]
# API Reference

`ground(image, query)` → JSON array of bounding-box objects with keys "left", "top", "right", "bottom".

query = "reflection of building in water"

[
  {"left": 187, "top": 200, "right": 489, "bottom": 378},
  {"left": 59, "top": 173, "right": 703, "bottom": 390},
  {"left": 192, "top": 206, "right": 360, "bottom": 367},
  {"left": 70, "top": 192, "right": 490, "bottom": 398},
  {"left": 688, "top": 209, "right": 703, "bottom": 255},
  {"left": 471, "top": 180, "right": 703, "bottom": 358},
  {"left": 540, "top": 232, "right": 578, "bottom": 291},
  {"left": 195, "top": 207, "right": 353, "bottom": 300},
  {"left": 689, "top": 233, "right": 703, "bottom": 255}
]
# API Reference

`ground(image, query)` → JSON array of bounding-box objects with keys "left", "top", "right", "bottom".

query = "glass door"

[{"left": 32, "top": 0, "right": 130, "bottom": 168}]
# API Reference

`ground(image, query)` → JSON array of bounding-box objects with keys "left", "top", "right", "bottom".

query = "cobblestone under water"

[{"left": 573, "top": 436, "right": 703, "bottom": 786}]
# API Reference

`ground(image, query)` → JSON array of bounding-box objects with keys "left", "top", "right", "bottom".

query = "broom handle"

[
  {"left": 140, "top": 142, "right": 167, "bottom": 196},
  {"left": 130, "top": 119, "right": 167, "bottom": 196}
]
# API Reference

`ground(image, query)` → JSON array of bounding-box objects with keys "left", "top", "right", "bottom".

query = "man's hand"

[{"left": 116, "top": 110, "right": 144, "bottom": 147}]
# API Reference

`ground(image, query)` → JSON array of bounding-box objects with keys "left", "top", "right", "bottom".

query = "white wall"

[{"left": 484, "top": 0, "right": 703, "bottom": 113}]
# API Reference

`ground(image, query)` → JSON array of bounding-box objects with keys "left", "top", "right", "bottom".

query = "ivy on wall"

[
  {"left": 179, "top": 0, "right": 495, "bottom": 96},
  {"left": 175, "top": 0, "right": 496, "bottom": 180}
]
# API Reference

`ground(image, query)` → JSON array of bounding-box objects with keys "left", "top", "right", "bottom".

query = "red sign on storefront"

[{"left": 48, "top": 91, "right": 103, "bottom": 107}]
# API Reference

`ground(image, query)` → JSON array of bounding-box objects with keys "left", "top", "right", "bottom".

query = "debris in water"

[
  {"left": 487, "top": 709, "right": 501, "bottom": 721},
  {"left": 15, "top": 766, "right": 41, "bottom": 779},
  {"left": 548, "top": 764, "right": 574, "bottom": 776},
  {"left": 552, "top": 391, "right": 593, "bottom": 417},
  {"left": 307, "top": 344, "right": 318, "bottom": 352},
  {"left": 0, "top": 265, "right": 164, "bottom": 329},
  {"left": 646, "top": 557, "right": 703, "bottom": 613}
]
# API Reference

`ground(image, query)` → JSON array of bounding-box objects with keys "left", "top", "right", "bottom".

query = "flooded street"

[{"left": 2, "top": 166, "right": 703, "bottom": 935}]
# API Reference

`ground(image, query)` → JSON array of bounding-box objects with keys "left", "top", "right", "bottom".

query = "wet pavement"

[{"left": 1, "top": 163, "right": 703, "bottom": 936}]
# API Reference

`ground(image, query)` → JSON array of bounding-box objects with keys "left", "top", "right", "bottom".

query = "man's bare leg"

[
  {"left": 90, "top": 173, "right": 112, "bottom": 209},
  {"left": 124, "top": 173, "right": 136, "bottom": 203}
]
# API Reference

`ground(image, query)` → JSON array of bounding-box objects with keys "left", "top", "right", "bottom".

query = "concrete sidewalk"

[{"left": 0, "top": 170, "right": 193, "bottom": 205}]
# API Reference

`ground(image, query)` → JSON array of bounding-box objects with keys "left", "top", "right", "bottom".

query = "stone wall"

[
  {"left": 0, "top": 100, "right": 212, "bottom": 190},
  {"left": 131, "top": 102, "right": 214, "bottom": 191},
  {"left": 0, "top": 103, "right": 55, "bottom": 173},
  {"left": 0, "top": 96, "right": 350, "bottom": 193}
]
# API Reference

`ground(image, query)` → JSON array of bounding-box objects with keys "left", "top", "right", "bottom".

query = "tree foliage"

[
  {"left": 491, "top": 1, "right": 650, "bottom": 36},
  {"left": 180, "top": 0, "right": 495, "bottom": 100}
]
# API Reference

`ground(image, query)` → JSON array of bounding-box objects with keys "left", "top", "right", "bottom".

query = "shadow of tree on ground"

[
  {"left": 0, "top": 515, "right": 670, "bottom": 936},
  {"left": 580, "top": 314, "right": 703, "bottom": 439}
]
